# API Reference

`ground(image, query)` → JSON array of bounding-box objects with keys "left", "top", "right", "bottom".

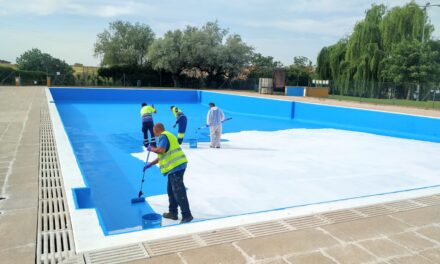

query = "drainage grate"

[
  {"left": 198, "top": 227, "right": 251, "bottom": 246},
  {"left": 144, "top": 235, "right": 202, "bottom": 256},
  {"left": 412, "top": 195, "right": 440, "bottom": 206},
  {"left": 244, "top": 221, "right": 291, "bottom": 237},
  {"left": 283, "top": 215, "right": 331, "bottom": 230},
  {"left": 319, "top": 209, "right": 365, "bottom": 223},
  {"left": 37, "top": 109, "right": 76, "bottom": 264},
  {"left": 84, "top": 244, "right": 148, "bottom": 264},
  {"left": 354, "top": 205, "right": 395, "bottom": 217},
  {"left": 383, "top": 200, "right": 423, "bottom": 212}
]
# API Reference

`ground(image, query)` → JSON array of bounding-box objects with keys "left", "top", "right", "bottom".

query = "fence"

[{"left": 328, "top": 80, "right": 440, "bottom": 109}]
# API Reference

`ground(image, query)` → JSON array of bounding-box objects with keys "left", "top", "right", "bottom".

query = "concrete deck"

[{"left": 0, "top": 86, "right": 439, "bottom": 264}]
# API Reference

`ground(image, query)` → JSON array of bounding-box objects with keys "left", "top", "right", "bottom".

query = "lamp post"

[{"left": 417, "top": 3, "right": 439, "bottom": 101}]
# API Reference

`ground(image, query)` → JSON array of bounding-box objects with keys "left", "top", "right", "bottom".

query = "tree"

[
  {"left": 286, "top": 56, "right": 314, "bottom": 86},
  {"left": 179, "top": 21, "right": 252, "bottom": 85},
  {"left": 218, "top": 34, "right": 253, "bottom": 79},
  {"left": 381, "top": 39, "right": 440, "bottom": 98},
  {"left": 16, "top": 48, "right": 73, "bottom": 76},
  {"left": 94, "top": 21, "right": 155, "bottom": 66},
  {"left": 148, "top": 29, "right": 186, "bottom": 87},
  {"left": 249, "top": 53, "right": 283, "bottom": 78},
  {"left": 148, "top": 21, "right": 253, "bottom": 87},
  {"left": 316, "top": 2, "right": 436, "bottom": 98}
]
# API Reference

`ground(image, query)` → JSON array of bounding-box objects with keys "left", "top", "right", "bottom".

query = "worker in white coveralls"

[
  {"left": 206, "top": 102, "right": 225, "bottom": 148},
  {"left": 143, "top": 123, "right": 193, "bottom": 224}
]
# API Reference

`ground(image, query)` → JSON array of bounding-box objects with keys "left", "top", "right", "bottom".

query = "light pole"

[
  {"left": 420, "top": 2, "right": 440, "bottom": 45},
  {"left": 417, "top": 3, "right": 439, "bottom": 101}
]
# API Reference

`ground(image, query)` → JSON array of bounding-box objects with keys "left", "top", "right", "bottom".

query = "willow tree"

[{"left": 316, "top": 2, "right": 435, "bottom": 98}]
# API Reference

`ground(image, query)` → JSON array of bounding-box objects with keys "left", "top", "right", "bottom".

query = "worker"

[
  {"left": 140, "top": 102, "right": 157, "bottom": 147},
  {"left": 143, "top": 123, "right": 193, "bottom": 224},
  {"left": 170, "top": 106, "right": 187, "bottom": 144},
  {"left": 206, "top": 102, "right": 224, "bottom": 148}
]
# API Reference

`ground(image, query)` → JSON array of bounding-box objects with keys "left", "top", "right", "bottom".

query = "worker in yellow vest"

[
  {"left": 170, "top": 106, "right": 187, "bottom": 144},
  {"left": 144, "top": 123, "right": 193, "bottom": 223},
  {"left": 140, "top": 102, "right": 157, "bottom": 147}
]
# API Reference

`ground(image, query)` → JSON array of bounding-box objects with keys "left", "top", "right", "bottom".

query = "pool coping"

[{"left": 45, "top": 87, "right": 440, "bottom": 255}]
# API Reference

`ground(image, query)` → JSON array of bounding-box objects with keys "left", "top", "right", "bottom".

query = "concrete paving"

[
  {"left": 1, "top": 85, "right": 439, "bottom": 264},
  {"left": 0, "top": 86, "right": 45, "bottom": 263}
]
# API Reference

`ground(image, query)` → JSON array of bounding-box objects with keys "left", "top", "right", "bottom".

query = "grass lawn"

[{"left": 328, "top": 95, "right": 440, "bottom": 110}]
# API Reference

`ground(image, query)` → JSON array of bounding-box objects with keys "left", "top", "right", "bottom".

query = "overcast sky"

[{"left": 1, "top": 0, "right": 439, "bottom": 66}]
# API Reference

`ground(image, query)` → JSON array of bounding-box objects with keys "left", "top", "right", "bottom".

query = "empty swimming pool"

[{"left": 47, "top": 88, "right": 440, "bottom": 252}]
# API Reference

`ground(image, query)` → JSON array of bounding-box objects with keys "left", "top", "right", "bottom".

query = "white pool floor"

[{"left": 131, "top": 128, "right": 440, "bottom": 226}]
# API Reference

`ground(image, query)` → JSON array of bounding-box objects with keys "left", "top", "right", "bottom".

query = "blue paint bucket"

[
  {"left": 142, "top": 213, "right": 162, "bottom": 229},
  {"left": 189, "top": 138, "right": 198, "bottom": 148}
]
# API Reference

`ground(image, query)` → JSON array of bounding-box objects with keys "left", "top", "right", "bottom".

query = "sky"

[{"left": 1, "top": 0, "right": 439, "bottom": 66}]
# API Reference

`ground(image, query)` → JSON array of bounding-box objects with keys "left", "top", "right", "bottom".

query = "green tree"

[
  {"left": 316, "top": 2, "right": 436, "bottom": 98},
  {"left": 249, "top": 53, "right": 283, "bottom": 78},
  {"left": 286, "top": 56, "right": 314, "bottom": 86},
  {"left": 218, "top": 34, "right": 253, "bottom": 79},
  {"left": 16, "top": 48, "right": 73, "bottom": 76},
  {"left": 94, "top": 21, "right": 155, "bottom": 66},
  {"left": 180, "top": 21, "right": 252, "bottom": 85},
  {"left": 381, "top": 40, "right": 440, "bottom": 98},
  {"left": 148, "top": 29, "right": 186, "bottom": 87},
  {"left": 148, "top": 21, "right": 253, "bottom": 87}
]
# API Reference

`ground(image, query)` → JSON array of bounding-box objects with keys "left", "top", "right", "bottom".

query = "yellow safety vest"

[
  {"left": 172, "top": 106, "right": 184, "bottom": 119},
  {"left": 140, "top": 105, "right": 155, "bottom": 121},
  {"left": 158, "top": 131, "right": 188, "bottom": 174}
]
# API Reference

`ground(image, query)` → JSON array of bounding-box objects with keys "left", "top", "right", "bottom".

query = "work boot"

[
  {"left": 180, "top": 215, "right": 193, "bottom": 224},
  {"left": 162, "top": 212, "right": 178, "bottom": 220}
]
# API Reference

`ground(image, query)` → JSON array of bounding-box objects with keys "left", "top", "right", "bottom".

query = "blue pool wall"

[
  {"left": 51, "top": 88, "right": 440, "bottom": 143},
  {"left": 294, "top": 102, "right": 440, "bottom": 142},
  {"left": 200, "top": 91, "right": 295, "bottom": 120},
  {"left": 50, "top": 88, "right": 200, "bottom": 103}
]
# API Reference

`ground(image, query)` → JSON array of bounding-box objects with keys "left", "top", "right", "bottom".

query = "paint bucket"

[
  {"left": 142, "top": 213, "right": 162, "bottom": 229},
  {"left": 189, "top": 138, "right": 198, "bottom": 148}
]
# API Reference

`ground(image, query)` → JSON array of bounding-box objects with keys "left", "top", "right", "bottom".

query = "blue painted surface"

[
  {"left": 72, "top": 187, "right": 93, "bottom": 209},
  {"left": 294, "top": 102, "right": 440, "bottom": 143},
  {"left": 50, "top": 88, "right": 200, "bottom": 103},
  {"left": 201, "top": 91, "right": 295, "bottom": 119},
  {"left": 286, "top": 86, "right": 305, "bottom": 96},
  {"left": 51, "top": 88, "right": 440, "bottom": 235}
]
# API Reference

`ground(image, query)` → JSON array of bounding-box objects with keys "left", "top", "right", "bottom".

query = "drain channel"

[{"left": 36, "top": 109, "right": 77, "bottom": 264}]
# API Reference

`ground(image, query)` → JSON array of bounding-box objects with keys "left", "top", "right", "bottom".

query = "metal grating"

[
  {"left": 198, "top": 227, "right": 251, "bottom": 246},
  {"left": 144, "top": 235, "right": 202, "bottom": 256},
  {"left": 244, "top": 221, "right": 291, "bottom": 237},
  {"left": 84, "top": 244, "right": 148, "bottom": 264},
  {"left": 37, "top": 109, "right": 76, "bottom": 264}
]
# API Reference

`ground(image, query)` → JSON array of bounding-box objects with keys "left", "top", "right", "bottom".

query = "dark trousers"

[
  {"left": 167, "top": 169, "right": 192, "bottom": 218},
  {"left": 142, "top": 121, "right": 156, "bottom": 147},
  {"left": 176, "top": 116, "right": 187, "bottom": 144}
]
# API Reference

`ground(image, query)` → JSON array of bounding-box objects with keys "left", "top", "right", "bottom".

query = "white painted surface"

[
  {"left": 132, "top": 128, "right": 440, "bottom": 225},
  {"left": 47, "top": 88, "right": 440, "bottom": 252}
]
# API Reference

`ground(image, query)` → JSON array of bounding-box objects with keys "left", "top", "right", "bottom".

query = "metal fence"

[{"left": 327, "top": 80, "right": 440, "bottom": 109}]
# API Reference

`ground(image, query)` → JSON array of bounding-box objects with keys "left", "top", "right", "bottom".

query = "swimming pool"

[{"left": 47, "top": 88, "right": 440, "bottom": 251}]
